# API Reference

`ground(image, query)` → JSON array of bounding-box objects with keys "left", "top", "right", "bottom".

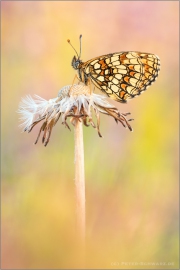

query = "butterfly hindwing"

[{"left": 82, "top": 52, "right": 160, "bottom": 103}]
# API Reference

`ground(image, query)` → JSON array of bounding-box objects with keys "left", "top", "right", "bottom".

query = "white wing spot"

[
  {"left": 94, "top": 63, "right": 101, "bottom": 69},
  {"left": 112, "top": 60, "right": 121, "bottom": 65},
  {"left": 111, "top": 56, "right": 119, "bottom": 62},
  {"left": 111, "top": 84, "right": 119, "bottom": 92},
  {"left": 97, "top": 76, "right": 104, "bottom": 82},
  {"left": 115, "top": 74, "right": 122, "bottom": 80},
  {"left": 116, "top": 65, "right": 127, "bottom": 69},
  {"left": 112, "top": 78, "right": 119, "bottom": 85}
]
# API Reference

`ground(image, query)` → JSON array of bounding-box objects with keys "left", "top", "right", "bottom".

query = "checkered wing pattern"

[{"left": 82, "top": 52, "right": 160, "bottom": 103}]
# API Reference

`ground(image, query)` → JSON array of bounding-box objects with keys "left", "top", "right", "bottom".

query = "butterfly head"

[
  {"left": 68, "top": 35, "right": 82, "bottom": 70},
  {"left": 71, "top": 56, "right": 82, "bottom": 70}
]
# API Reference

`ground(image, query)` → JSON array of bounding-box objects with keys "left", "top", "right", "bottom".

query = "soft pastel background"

[{"left": 1, "top": 1, "right": 179, "bottom": 269}]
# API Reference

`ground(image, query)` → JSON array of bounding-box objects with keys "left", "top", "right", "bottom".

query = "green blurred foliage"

[{"left": 1, "top": 1, "right": 179, "bottom": 269}]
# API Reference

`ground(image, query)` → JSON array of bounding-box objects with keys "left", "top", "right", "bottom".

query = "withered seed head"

[{"left": 18, "top": 84, "right": 133, "bottom": 146}]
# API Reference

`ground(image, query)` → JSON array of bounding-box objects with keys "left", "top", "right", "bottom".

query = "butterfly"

[{"left": 68, "top": 35, "right": 160, "bottom": 103}]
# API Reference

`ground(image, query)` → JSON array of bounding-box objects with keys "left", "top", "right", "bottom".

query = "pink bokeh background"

[{"left": 1, "top": 1, "right": 179, "bottom": 269}]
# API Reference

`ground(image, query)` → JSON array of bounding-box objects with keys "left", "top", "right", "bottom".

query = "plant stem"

[{"left": 74, "top": 119, "right": 85, "bottom": 245}]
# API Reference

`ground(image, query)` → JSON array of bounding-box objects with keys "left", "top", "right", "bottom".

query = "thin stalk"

[{"left": 74, "top": 119, "right": 85, "bottom": 245}]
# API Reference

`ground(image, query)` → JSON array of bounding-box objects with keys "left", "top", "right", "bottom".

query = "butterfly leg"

[
  {"left": 68, "top": 74, "right": 81, "bottom": 96},
  {"left": 86, "top": 77, "right": 93, "bottom": 95}
]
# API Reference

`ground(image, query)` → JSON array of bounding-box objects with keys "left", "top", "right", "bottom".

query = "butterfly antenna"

[
  {"left": 79, "top": 34, "right": 82, "bottom": 59},
  {"left": 67, "top": 39, "right": 78, "bottom": 58}
]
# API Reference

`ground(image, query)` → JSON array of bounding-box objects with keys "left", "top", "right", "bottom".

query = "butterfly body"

[{"left": 71, "top": 44, "right": 160, "bottom": 103}]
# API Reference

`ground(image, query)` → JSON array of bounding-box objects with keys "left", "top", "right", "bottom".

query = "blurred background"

[{"left": 1, "top": 1, "right": 179, "bottom": 269}]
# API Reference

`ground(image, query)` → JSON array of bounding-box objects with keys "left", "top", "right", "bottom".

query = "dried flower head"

[{"left": 18, "top": 84, "right": 133, "bottom": 146}]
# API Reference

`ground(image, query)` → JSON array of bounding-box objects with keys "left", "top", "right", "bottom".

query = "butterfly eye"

[{"left": 71, "top": 56, "right": 77, "bottom": 69}]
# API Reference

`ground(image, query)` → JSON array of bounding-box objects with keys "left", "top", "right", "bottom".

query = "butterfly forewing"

[{"left": 81, "top": 51, "right": 160, "bottom": 103}]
